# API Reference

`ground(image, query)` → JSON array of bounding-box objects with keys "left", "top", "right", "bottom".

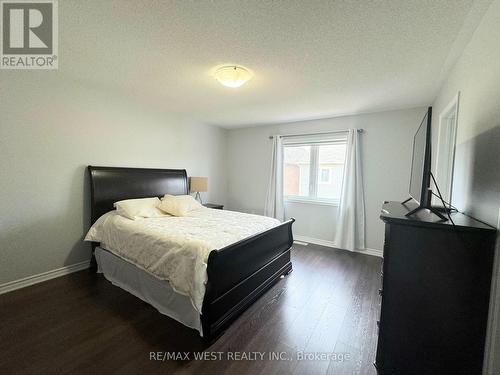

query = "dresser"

[{"left": 375, "top": 201, "right": 497, "bottom": 375}]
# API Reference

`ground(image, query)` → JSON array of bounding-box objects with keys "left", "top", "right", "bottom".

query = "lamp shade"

[{"left": 190, "top": 177, "right": 208, "bottom": 192}]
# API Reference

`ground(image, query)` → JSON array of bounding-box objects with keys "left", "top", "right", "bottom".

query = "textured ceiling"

[{"left": 59, "top": 0, "right": 486, "bottom": 128}]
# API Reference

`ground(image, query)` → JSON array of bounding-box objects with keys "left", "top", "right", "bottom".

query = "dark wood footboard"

[{"left": 201, "top": 218, "right": 295, "bottom": 341}]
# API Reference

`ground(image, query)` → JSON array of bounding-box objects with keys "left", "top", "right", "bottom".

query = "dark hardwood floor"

[{"left": 0, "top": 244, "right": 381, "bottom": 375}]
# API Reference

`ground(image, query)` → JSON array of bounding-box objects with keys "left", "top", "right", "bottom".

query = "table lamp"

[{"left": 190, "top": 177, "right": 208, "bottom": 204}]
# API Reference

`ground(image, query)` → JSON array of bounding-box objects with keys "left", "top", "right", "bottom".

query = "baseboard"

[
  {"left": 293, "top": 240, "right": 309, "bottom": 246},
  {"left": 0, "top": 260, "right": 90, "bottom": 295},
  {"left": 294, "top": 235, "right": 383, "bottom": 258},
  {"left": 0, "top": 237, "right": 381, "bottom": 295}
]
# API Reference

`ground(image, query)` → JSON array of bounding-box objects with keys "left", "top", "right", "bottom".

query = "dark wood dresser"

[{"left": 375, "top": 201, "right": 497, "bottom": 375}]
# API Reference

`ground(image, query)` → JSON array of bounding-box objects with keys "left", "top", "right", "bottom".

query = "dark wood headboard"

[{"left": 88, "top": 166, "right": 188, "bottom": 224}]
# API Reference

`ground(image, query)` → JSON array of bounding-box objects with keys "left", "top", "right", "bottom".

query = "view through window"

[{"left": 283, "top": 142, "right": 346, "bottom": 203}]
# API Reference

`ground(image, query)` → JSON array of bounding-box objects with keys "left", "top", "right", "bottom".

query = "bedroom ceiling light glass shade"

[{"left": 214, "top": 65, "right": 252, "bottom": 88}]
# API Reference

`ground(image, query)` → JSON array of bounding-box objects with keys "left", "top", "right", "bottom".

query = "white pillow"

[
  {"left": 113, "top": 197, "right": 166, "bottom": 220},
  {"left": 158, "top": 194, "right": 202, "bottom": 217}
]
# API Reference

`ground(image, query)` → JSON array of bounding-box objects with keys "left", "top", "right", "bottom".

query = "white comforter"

[{"left": 84, "top": 208, "right": 280, "bottom": 313}]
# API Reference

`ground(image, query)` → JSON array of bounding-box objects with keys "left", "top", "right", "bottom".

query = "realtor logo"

[{"left": 1, "top": 0, "right": 58, "bottom": 69}]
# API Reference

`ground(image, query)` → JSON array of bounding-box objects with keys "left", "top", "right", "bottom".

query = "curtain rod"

[{"left": 268, "top": 129, "right": 363, "bottom": 139}]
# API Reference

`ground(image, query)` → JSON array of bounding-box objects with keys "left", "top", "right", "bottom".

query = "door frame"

[{"left": 434, "top": 92, "right": 460, "bottom": 203}]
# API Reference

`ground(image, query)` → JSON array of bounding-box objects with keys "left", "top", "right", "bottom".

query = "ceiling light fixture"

[{"left": 214, "top": 65, "right": 252, "bottom": 88}]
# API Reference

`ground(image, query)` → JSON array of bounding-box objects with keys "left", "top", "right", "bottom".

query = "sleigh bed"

[{"left": 87, "top": 166, "right": 294, "bottom": 341}]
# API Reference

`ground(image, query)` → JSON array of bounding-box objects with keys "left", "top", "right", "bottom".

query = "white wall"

[
  {"left": 284, "top": 202, "right": 338, "bottom": 242},
  {"left": 430, "top": 1, "right": 500, "bottom": 373},
  {"left": 226, "top": 107, "right": 426, "bottom": 252},
  {"left": 0, "top": 74, "right": 227, "bottom": 285}
]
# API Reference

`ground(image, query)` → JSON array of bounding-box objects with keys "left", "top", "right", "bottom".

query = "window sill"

[{"left": 284, "top": 197, "right": 340, "bottom": 207}]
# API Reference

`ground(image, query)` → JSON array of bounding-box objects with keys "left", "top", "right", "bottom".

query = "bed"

[{"left": 86, "top": 166, "right": 294, "bottom": 341}]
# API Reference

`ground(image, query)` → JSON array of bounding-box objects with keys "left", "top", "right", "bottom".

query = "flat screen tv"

[{"left": 403, "top": 107, "right": 447, "bottom": 220}]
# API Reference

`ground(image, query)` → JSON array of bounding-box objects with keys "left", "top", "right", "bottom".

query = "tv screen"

[{"left": 409, "top": 109, "right": 431, "bottom": 205}]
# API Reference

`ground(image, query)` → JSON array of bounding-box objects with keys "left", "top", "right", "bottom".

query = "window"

[
  {"left": 319, "top": 168, "right": 331, "bottom": 184},
  {"left": 283, "top": 140, "right": 346, "bottom": 204}
]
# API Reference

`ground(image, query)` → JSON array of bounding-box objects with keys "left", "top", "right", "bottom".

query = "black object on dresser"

[
  {"left": 375, "top": 201, "right": 497, "bottom": 375},
  {"left": 203, "top": 203, "right": 224, "bottom": 210}
]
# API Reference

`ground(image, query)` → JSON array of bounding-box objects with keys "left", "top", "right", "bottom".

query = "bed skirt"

[{"left": 95, "top": 247, "right": 203, "bottom": 335}]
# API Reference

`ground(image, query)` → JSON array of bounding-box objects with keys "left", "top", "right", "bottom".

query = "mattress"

[{"left": 84, "top": 207, "right": 280, "bottom": 313}]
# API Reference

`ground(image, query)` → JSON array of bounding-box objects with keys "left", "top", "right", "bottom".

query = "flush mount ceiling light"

[{"left": 214, "top": 65, "right": 252, "bottom": 88}]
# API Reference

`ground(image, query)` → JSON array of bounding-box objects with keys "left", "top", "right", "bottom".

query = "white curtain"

[
  {"left": 333, "top": 129, "right": 366, "bottom": 251},
  {"left": 264, "top": 135, "right": 285, "bottom": 221}
]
